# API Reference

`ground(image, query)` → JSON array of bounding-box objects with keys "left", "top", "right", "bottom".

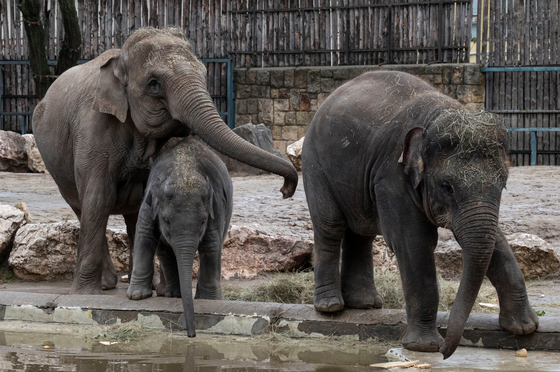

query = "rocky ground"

[{"left": 1, "top": 166, "right": 560, "bottom": 312}]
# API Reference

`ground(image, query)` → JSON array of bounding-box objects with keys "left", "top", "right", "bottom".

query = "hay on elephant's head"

[{"left": 430, "top": 109, "right": 509, "bottom": 188}]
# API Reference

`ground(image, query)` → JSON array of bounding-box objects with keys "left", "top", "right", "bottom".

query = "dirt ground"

[{"left": 1, "top": 166, "right": 559, "bottom": 245}]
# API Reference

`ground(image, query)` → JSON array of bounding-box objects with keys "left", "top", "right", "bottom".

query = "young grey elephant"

[
  {"left": 302, "top": 71, "right": 538, "bottom": 359},
  {"left": 127, "top": 137, "right": 232, "bottom": 337}
]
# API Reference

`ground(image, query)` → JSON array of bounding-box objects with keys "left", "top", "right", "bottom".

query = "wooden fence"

[
  {"left": 2, "top": 0, "right": 473, "bottom": 65},
  {"left": 476, "top": 0, "right": 560, "bottom": 166},
  {"left": 1, "top": 0, "right": 474, "bottom": 132},
  {"left": 476, "top": 0, "right": 560, "bottom": 67}
]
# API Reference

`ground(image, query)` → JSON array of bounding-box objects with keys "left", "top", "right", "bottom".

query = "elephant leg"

[
  {"left": 101, "top": 236, "right": 118, "bottom": 290},
  {"left": 376, "top": 184, "right": 442, "bottom": 352},
  {"left": 127, "top": 203, "right": 157, "bottom": 300},
  {"left": 486, "top": 228, "right": 538, "bottom": 335},
  {"left": 304, "top": 168, "right": 346, "bottom": 313},
  {"left": 123, "top": 212, "right": 139, "bottom": 280},
  {"left": 71, "top": 182, "right": 116, "bottom": 294},
  {"left": 195, "top": 229, "right": 223, "bottom": 300},
  {"left": 157, "top": 240, "right": 181, "bottom": 298},
  {"left": 341, "top": 230, "right": 383, "bottom": 309}
]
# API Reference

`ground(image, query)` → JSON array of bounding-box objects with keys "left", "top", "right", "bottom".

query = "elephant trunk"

[
  {"left": 170, "top": 79, "right": 298, "bottom": 198},
  {"left": 173, "top": 237, "right": 198, "bottom": 337},
  {"left": 440, "top": 199, "right": 499, "bottom": 359}
]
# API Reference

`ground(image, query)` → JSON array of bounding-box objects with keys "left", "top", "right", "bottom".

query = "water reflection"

[{"left": 0, "top": 331, "right": 385, "bottom": 372}]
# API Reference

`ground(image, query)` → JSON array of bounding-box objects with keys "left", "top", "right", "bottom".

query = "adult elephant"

[
  {"left": 302, "top": 71, "right": 537, "bottom": 359},
  {"left": 33, "top": 27, "right": 298, "bottom": 295}
]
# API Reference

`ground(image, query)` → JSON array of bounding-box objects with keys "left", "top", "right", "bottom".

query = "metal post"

[
  {"left": 531, "top": 131, "right": 537, "bottom": 166},
  {"left": 21, "top": 116, "right": 26, "bottom": 135},
  {"left": 227, "top": 59, "right": 235, "bottom": 129}
]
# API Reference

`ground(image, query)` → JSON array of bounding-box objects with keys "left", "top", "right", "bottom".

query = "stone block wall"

[{"left": 234, "top": 64, "right": 486, "bottom": 155}]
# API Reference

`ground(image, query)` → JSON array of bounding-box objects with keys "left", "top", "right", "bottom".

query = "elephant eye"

[
  {"left": 163, "top": 217, "right": 170, "bottom": 225},
  {"left": 147, "top": 78, "right": 162, "bottom": 94},
  {"left": 442, "top": 181, "right": 454, "bottom": 196}
]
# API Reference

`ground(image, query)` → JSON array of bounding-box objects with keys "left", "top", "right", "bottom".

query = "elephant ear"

[
  {"left": 144, "top": 190, "right": 160, "bottom": 221},
  {"left": 399, "top": 127, "right": 425, "bottom": 189},
  {"left": 92, "top": 54, "right": 128, "bottom": 123}
]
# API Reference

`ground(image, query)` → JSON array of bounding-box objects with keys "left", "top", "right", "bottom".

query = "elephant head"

[
  {"left": 92, "top": 27, "right": 297, "bottom": 198},
  {"left": 400, "top": 109, "right": 508, "bottom": 359}
]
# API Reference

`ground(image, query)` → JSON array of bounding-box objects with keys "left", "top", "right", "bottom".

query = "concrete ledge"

[{"left": 1, "top": 291, "right": 558, "bottom": 350}]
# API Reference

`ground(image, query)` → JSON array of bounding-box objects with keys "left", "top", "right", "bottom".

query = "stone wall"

[{"left": 234, "top": 64, "right": 486, "bottom": 155}]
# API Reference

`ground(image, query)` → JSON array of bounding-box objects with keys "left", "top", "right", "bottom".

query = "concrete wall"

[{"left": 234, "top": 64, "right": 486, "bottom": 155}]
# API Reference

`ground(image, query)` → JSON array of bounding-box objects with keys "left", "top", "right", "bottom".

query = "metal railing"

[
  {"left": 0, "top": 58, "right": 235, "bottom": 133},
  {"left": 508, "top": 128, "right": 560, "bottom": 166}
]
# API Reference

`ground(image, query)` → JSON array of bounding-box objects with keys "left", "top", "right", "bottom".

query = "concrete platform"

[{"left": 1, "top": 288, "right": 559, "bottom": 352}]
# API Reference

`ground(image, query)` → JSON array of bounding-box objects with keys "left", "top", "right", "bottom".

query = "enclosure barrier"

[
  {"left": 0, "top": 58, "right": 235, "bottom": 133},
  {"left": 482, "top": 66, "right": 560, "bottom": 166},
  {"left": 506, "top": 128, "right": 560, "bottom": 166}
]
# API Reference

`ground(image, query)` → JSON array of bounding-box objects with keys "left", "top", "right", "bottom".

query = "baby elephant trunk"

[
  {"left": 441, "top": 200, "right": 499, "bottom": 359},
  {"left": 173, "top": 238, "right": 199, "bottom": 337}
]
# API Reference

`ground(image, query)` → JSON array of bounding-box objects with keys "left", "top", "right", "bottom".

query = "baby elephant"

[{"left": 127, "top": 137, "right": 233, "bottom": 337}]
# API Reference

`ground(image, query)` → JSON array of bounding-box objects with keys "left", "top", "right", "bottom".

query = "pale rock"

[
  {"left": 287, "top": 137, "right": 304, "bottom": 171},
  {"left": 433, "top": 232, "right": 560, "bottom": 279},
  {"left": 372, "top": 236, "right": 398, "bottom": 272},
  {"left": 192, "top": 225, "right": 313, "bottom": 279},
  {"left": 434, "top": 239, "right": 463, "bottom": 279},
  {"left": 22, "top": 134, "right": 47, "bottom": 173},
  {"left": 507, "top": 233, "right": 560, "bottom": 279},
  {"left": 14, "top": 202, "right": 32, "bottom": 223},
  {"left": 9, "top": 221, "right": 130, "bottom": 281},
  {"left": 0, "top": 204, "right": 27, "bottom": 261},
  {"left": 516, "top": 348, "right": 528, "bottom": 357},
  {"left": 0, "top": 130, "right": 28, "bottom": 172}
]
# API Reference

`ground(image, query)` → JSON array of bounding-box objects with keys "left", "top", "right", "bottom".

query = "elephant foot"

[
  {"left": 101, "top": 271, "right": 118, "bottom": 290},
  {"left": 155, "top": 281, "right": 167, "bottom": 297},
  {"left": 342, "top": 289, "right": 383, "bottom": 309},
  {"left": 127, "top": 281, "right": 154, "bottom": 300},
  {"left": 402, "top": 326, "right": 444, "bottom": 352},
  {"left": 314, "top": 288, "right": 344, "bottom": 313},
  {"left": 499, "top": 301, "right": 539, "bottom": 335},
  {"left": 163, "top": 283, "right": 181, "bottom": 298}
]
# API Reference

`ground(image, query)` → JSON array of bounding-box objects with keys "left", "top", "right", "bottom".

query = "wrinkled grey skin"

[
  {"left": 127, "top": 137, "right": 231, "bottom": 337},
  {"left": 33, "top": 28, "right": 297, "bottom": 294},
  {"left": 302, "top": 71, "right": 538, "bottom": 359}
]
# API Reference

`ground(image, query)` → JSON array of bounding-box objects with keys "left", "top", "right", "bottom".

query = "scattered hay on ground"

[
  {"left": 223, "top": 269, "right": 499, "bottom": 313},
  {"left": 92, "top": 321, "right": 149, "bottom": 342},
  {"left": 223, "top": 271, "right": 314, "bottom": 304}
]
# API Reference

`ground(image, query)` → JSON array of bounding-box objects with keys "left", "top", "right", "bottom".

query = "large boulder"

[
  {"left": 286, "top": 137, "right": 304, "bottom": 171},
  {"left": 0, "top": 130, "right": 28, "bottom": 172},
  {"left": 0, "top": 204, "right": 28, "bottom": 262},
  {"left": 215, "top": 123, "right": 283, "bottom": 175},
  {"left": 192, "top": 225, "right": 313, "bottom": 279},
  {"left": 434, "top": 233, "right": 560, "bottom": 279},
  {"left": 508, "top": 233, "right": 560, "bottom": 279},
  {"left": 9, "top": 221, "right": 130, "bottom": 281},
  {"left": 8, "top": 222, "right": 313, "bottom": 281},
  {"left": 22, "top": 134, "right": 47, "bottom": 173}
]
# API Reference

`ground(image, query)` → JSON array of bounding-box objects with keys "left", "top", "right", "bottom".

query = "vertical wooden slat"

[{"left": 107, "top": 0, "right": 113, "bottom": 49}]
